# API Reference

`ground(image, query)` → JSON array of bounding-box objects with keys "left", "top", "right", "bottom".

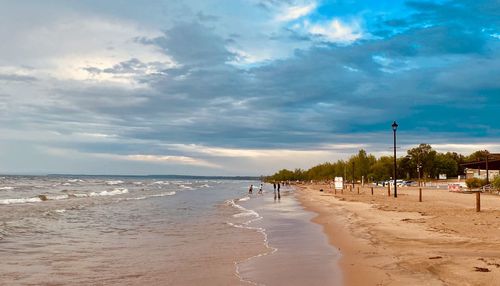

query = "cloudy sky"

[{"left": 0, "top": 0, "right": 499, "bottom": 175}]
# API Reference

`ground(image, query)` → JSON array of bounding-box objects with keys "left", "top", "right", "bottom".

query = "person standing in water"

[
  {"left": 258, "top": 183, "right": 263, "bottom": 194},
  {"left": 277, "top": 182, "right": 281, "bottom": 199},
  {"left": 273, "top": 183, "right": 277, "bottom": 200},
  {"left": 248, "top": 184, "right": 253, "bottom": 194}
]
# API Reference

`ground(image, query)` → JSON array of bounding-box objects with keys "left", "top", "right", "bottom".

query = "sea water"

[{"left": 0, "top": 176, "right": 340, "bottom": 285}]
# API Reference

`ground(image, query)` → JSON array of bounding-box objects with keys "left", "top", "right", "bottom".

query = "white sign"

[
  {"left": 439, "top": 174, "right": 447, "bottom": 180},
  {"left": 334, "top": 177, "right": 344, "bottom": 190}
]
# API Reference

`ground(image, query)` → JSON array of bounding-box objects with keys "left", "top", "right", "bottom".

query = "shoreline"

[
  {"left": 236, "top": 189, "right": 341, "bottom": 286},
  {"left": 296, "top": 183, "right": 500, "bottom": 285}
]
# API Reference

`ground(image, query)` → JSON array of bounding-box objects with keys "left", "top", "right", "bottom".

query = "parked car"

[{"left": 404, "top": 180, "right": 417, "bottom": 186}]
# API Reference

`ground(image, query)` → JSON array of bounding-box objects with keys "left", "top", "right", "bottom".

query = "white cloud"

[
  {"left": 165, "top": 143, "right": 331, "bottom": 158},
  {"left": 42, "top": 146, "right": 219, "bottom": 168},
  {"left": 431, "top": 143, "right": 500, "bottom": 154},
  {"left": 0, "top": 12, "right": 175, "bottom": 86},
  {"left": 125, "top": 154, "right": 219, "bottom": 168},
  {"left": 276, "top": 3, "right": 316, "bottom": 22},
  {"left": 309, "top": 18, "right": 363, "bottom": 43}
]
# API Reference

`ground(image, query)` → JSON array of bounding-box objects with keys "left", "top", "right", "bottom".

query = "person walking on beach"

[
  {"left": 273, "top": 183, "right": 277, "bottom": 200},
  {"left": 258, "top": 183, "right": 263, "bottom": 194},
  {"left": 277, "top": 182, "right": 281, "bottom": 199},
  {"left": 248, "top": 184, "right": 253, "bottom": 194}
]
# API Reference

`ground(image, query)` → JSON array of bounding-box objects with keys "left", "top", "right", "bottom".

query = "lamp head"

[{"left": 392, "top": 121, "right": 398, "bottom": 131}]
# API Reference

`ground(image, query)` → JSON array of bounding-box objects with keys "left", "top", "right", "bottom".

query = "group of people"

[
  {"left": 273, "top": 182, "right": 281, "bottom": 200},
  {"left": 248, "top": 182, "right": 282, "bottom": 200},
  {"left": 248, "top": 183, "right": 264, "bottom": 194}
]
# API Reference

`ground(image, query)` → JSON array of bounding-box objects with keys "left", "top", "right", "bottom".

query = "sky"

[{"left": 0, "top": 0, "right": 499, "bottom": 176}]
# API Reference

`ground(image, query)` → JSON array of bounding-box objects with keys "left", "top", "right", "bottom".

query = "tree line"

[{"left": 266, "top": 144, "right": 491, "bottom": 183}]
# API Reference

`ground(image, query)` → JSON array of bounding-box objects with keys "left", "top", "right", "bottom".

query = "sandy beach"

[{"left": 296, "top": 184, "right": 500, "bottom": 285}]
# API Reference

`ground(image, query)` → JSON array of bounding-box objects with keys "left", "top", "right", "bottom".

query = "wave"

[
  {"left": 226, "top": 197, "right": 278, "bottom": 285},
  {"left": 106, "top": 180, "right": 124, "bottom": 185},
  {"left": 67, "top": 179, "right": 84, "bottom": 183},
  {"left": 89, "top": 188, "right": 129, "bottom": 197},
  {"left": 225, "top": 198, "right": 261, "bottom": 223},
  {"left": 46, "top": 194, "right": 70, "bottom": 200},
  {"left": 233, "top": 209, "right": 259, "bottom": 218},
  {"left": 179, "top": 184, "right": 193, "bottom": 190},
  {"left": 0, "top": 197, "right": 43, "bottom": 205},
  {"left": 0, "top": 188, "right": 130, "bottom": 205},
  {"left": 0, "top": 186, "right": 14, "bottom": 190},
  {"left": 120, "top": 191, "right": 176, "bottom": 201},
  {"left": 151, "top": 181, "right": 170, "bottom": 185}
]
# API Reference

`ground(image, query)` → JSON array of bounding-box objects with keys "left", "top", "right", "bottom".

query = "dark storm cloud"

[
  {"left": 138, "top": 22, "right": 236, "bottom": 67},
  {"left": 1, "top": 0, "right": 498, "bottom": 175},
  {"left": 112, "top": 0, "right": 499, "bottom": 150},
  {"left": 16, "top": 0, "right": 498, "bottom": 153}
]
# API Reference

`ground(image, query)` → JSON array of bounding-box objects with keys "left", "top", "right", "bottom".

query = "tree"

[
  {"left": 406, "top": 144, "right": 437, "bottom": 180},
  {"left": 434, "top": 153, "right": 458, "bottom": 178},
  {"left": 445, "top": 152, "right": 466, "bottom": 175},
  {"left": 306, "top": 163, "right": 335, "bottom": 180},
  {"left": 346, "top": 149, "right": 377, "bottom": 183},
  {"left": 369, "top": 156, "right": 393, "bottom": 181},
  {"left": 265, "top": 146, "right": 486, "bottom": 183},
  {"left": 466, "top": 150, "right": 490, "bottom": 162},
  {"left": 397, "top": 156, "right": 412, "bottom": 179}
]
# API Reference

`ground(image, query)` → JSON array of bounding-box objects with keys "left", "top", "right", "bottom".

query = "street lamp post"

[{"left": 392, "top": 121, "right": 398, "bottom": 198}]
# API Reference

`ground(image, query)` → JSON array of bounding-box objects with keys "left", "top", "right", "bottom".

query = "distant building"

[{"left": 461, "top": 153, "right": 500, "bottom": 181}]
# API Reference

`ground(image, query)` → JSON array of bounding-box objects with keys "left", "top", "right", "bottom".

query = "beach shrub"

[
  {"left": 465, "top": 178, "right": 487, "bottom": 189},
  {"left": 492, "top": 176, "right": 500, "bottom": 190}
]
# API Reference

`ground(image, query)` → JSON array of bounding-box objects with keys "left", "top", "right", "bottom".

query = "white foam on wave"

[
  {"left": 238, "top": 196, "right": 250, "bottom": 202},
  {"left": 0, "top": 188, "right": 130, "bottom": 205},
  {"left": 0, "top": 197, "right": 42, "bottom": 205},
  {"left": 233, "top": 209, "right": 259, "bottom": 218},
  {"left": 0, "top": 186, "right": 14, "bottom": 190},
  {"left": 151, "top": 181, "right": 170, "bottom": 185},
  {"left": 226, "top": 197, "right": 278, "bottom": 286},
  {"left": 200, "top": 184, "right": 211, "bottom": 188},
  {"left": 106, "top": 180, "right": 124, "bottom": 185},
  {"left": 67, "top": 179, "right": 84, "bottom": 183},
  {"left": 120, "top": 191, "right": 176, "bottom": 201},
  {"left": 46, "top": 194, "right": 69, "bottom": 201},
  {"left": 179, "top": 184, "right": 193, "bottom": 190},
  {"left": 72, "top": 193, "right": 90, "bottom": 198},
  {"left": 89, "top": 188, "right": 129, "bottom": 197},
  {"left": 152, "top": 191, "right": 176, "bottom": 197},
  {"left": 54, "top": 209, "right": 66, "bottom": 213},
  {"left": 226, "top": 198, "right": 261, "bottom": 222}
]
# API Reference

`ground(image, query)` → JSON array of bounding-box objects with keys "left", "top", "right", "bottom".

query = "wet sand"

[
  {"left": 238, "top": 190, "right": 342, "bottom": 286},
  {"left": 296, "top": 184, "right": 500, "bottom": 285}
]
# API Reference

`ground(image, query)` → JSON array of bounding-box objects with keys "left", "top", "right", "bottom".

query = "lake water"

[{"left": 0, "top": 176, "right": 341, "bottom": 285}]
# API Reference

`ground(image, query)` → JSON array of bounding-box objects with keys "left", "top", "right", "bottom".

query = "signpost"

[{"left": 334, "top": 177, "right": 344, "bottom": 191}]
